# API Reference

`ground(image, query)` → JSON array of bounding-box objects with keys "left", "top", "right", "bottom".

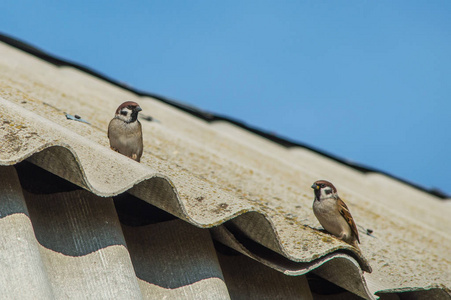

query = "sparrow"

[
  {"left": 311, "top": 180, "right": 360, "bottom": 249},
  {"left": 108, "top": 101, "right": 143, "bottom": 162}
]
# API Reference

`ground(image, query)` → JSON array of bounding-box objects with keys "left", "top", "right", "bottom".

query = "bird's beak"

[
  {"left": 311, "top": 183, "right": 319, "bottom": 190},
  {"left": 136, "top": 106, "right": 142, "bottom": 112}
]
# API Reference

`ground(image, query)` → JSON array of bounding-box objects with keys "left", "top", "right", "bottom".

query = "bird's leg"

[{"left": 338, "top": 231, "right": 349, "bottom": 241}]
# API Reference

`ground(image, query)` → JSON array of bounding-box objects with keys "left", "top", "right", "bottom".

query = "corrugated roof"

[{"left": 1, "top": 35, "right": 450, "bottom": 299}]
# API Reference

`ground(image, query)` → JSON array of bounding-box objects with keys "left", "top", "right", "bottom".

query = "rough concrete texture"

[{"left": 1, "top": 41, "right": 450, "bottom": 299}]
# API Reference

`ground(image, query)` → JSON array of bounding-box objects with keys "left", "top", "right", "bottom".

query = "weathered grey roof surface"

[{"left": 0, "top": 37, "right": 450, "bottom": 299}]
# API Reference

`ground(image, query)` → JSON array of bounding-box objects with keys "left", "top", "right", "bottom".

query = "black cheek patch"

[
  {"left": 325, "top": 189, "right": 332, "bottom": 195},
  {"left": 120, "top": 110, "right": 128, "bottom": 116}
]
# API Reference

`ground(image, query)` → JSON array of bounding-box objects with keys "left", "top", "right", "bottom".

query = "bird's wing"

[
  {"left": 107, "top": 119, "right": 112, "bottom": 139},
  {"left": 338, "top": 197, "right": 360, "bottom": 243}
]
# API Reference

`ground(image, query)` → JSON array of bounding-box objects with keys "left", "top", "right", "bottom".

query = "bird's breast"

[
  {"left": 108, "top": 119, "right": 142, "bottom": 155},
  {"left": 313, "top": 198, "right": 351, "bottom": 238}
]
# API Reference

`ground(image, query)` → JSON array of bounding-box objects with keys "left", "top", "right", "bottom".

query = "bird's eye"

[{"left": 320, "top": 184, "right": 325, "bottom": 188}]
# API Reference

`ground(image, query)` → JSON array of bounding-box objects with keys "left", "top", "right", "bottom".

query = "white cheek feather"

[
  {"left": 321, "top": 187, "right": 335, "bottom": 199},
  {"left": 116, "top": 115, "right": 126, "bottom": 122},
  {"left": 116, "top": 108, "right": 133, "bottom": 122}
]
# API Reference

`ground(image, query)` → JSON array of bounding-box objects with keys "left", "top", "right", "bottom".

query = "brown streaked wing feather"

[
  {"left": 107, "top": 118, "right": 115, "bottom": 139},
  {"left": 337, "top": 197, "right": 360, "bottom": 243}
]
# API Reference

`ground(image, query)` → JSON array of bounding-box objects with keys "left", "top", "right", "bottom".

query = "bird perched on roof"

[
  {"left": 311, "top": 180, "right": 361, "bottom": 250},
  {"left": 108, "top": 101, "right": 143, "bottom": 162}
]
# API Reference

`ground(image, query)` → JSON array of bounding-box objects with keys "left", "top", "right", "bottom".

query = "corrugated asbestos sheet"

[{"left": 0, "top": 37, "right": 450, "bottom": 299}]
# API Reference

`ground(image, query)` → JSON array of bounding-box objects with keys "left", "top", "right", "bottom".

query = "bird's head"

[
  {"left": 115, "top": 101, "right": 142, "bottom": 123},
  {"left": 311, "top": 180, "right": 338, "bottom": 201}
]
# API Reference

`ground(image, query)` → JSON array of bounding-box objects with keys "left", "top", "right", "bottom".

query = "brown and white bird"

[
  {"left": 108, "top": 101, "right": 143, "bottom": 162},
  {"left": 311, "top": 180, "right": 360, "bottom": 249}
]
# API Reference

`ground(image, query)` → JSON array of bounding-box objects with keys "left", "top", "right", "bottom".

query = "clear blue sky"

[{"left": 2, "top": 1, "right": 450, "bottom": 195}]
